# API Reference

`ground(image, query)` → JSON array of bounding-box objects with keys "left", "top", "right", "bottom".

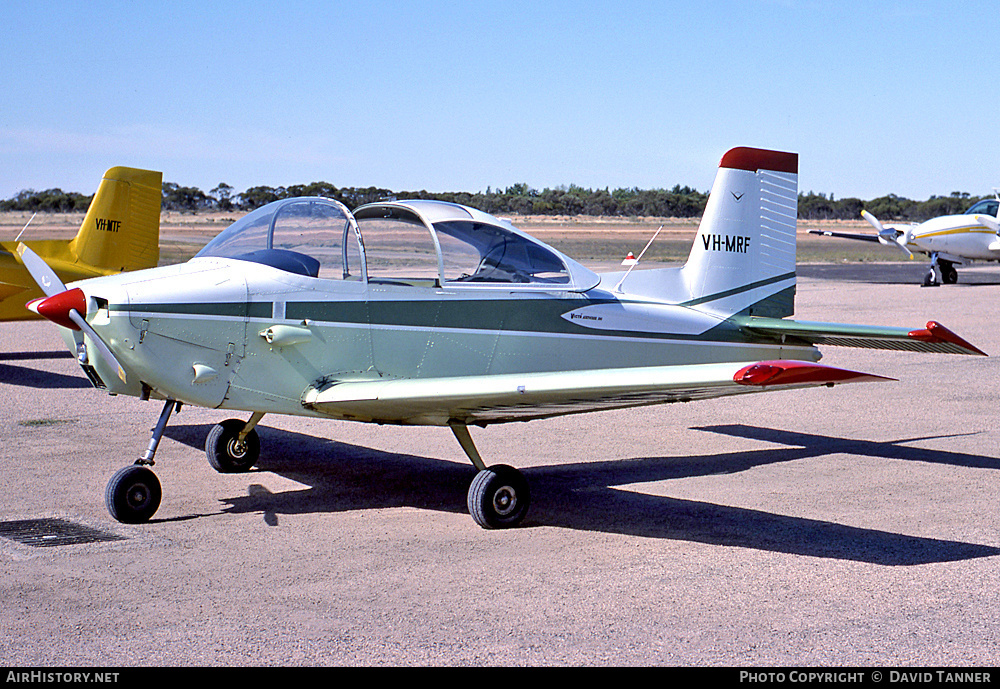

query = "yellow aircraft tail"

[{"left": 69, "top": 166, "right": 162, "bottom": 272}]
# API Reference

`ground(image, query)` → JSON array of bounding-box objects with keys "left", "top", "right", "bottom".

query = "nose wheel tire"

[
  {"left": 468, "top": 464, "right": 530, "bottom": 529},
  {"left": 106, "top": 465, "right": 162, "bottom": 523},
  {"left": 205, "top": 419, "right": 260, "bottom": 473}
]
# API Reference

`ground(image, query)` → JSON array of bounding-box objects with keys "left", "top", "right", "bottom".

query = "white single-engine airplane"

[
  {"left": 19, "top": 148, "right": 986, "bottom": 529},
  {"left": 809, "top": 196, "right": 1000, "bottom": 286}
]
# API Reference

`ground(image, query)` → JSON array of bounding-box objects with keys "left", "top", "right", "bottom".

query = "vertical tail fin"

[
  {"left": 680, "top": 147, "right": 798, "bottom": 318},
  {"left": 70, "top": 167, "right": 162, "bottom": 272}
]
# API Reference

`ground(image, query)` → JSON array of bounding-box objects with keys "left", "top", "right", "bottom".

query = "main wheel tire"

[
  {"left": 468, "top": 464, "right": 530, "bottom": 529},
  {"left": 205, "top": 419, "right": 260, "bottom": 473},
  {"left": 106, "top": 465, "right": 161, "bottom": 524},
  {"left": 943, "top": 263, "right": 958, "bottom": 284}
]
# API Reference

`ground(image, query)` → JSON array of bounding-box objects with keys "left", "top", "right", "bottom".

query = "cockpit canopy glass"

[
  {"left": 196, "top": 197, "right": 362, "bottom": 280},
  {"left": 353, "top": 202, "right": 571, "bottom": 286},
  {"left": 196, "top": 197, "right": 586, "bottom": 289},
  {"left": 435, "top": 221, "right": 570, "bottom": 284},
  {"left": 966, "top": 199, "right": 999, "bottom": 218}
]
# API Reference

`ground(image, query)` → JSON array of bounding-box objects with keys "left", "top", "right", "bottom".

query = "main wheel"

[
  {"left": 467, "top": 464, "right": 530, "bottom": 529},
  {"left": 106, "top": 465, "right": 161, "bottom": 523},
  {"left": 205, "top": 419, "right": 260, "bottom": 473},
  {"left": 942, "top": 263, "right": 958, "bottom": 284}
]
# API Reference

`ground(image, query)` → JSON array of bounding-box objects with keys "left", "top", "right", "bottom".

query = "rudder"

[{"left": 70, "top": 167, "right": 162, "bottom": 272}]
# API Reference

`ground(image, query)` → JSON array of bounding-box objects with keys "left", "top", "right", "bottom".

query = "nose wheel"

[
  {"left": 105, "top": 398, "right": 178, "bottom": 523},
  {"left": 105, "top": 464, "right": 162, "bottom": 524}
]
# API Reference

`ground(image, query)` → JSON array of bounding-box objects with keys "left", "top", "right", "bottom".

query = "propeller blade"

[
  {"left": 861, "top": 210, "right": 885, "bottom": 234},
  {"left": 68, "top": 310, "right": 128, "bottom": 383},
  {"left": 19, "top": 245, "right": 128, "bottom": 384},
  {"left": 16, "top": 242, "right": 67, "bottom": 297},
  {"left": 975, "top": 214, "right": 1000, "bottom": 233},
  {"left": 862, "top": 211, "right": 912, "bottom": 257}
]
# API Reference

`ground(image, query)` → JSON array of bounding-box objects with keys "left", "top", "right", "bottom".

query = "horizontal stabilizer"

[
  {"left": 733, "top": 317, "right": 986, "bottom": 356},
  {"left": 302, "top": 360, "right": 890, "bottom": 427}
]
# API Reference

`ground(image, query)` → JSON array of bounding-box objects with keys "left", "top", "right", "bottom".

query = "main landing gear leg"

[
  {"left": 105, "top": 399, "right": 178, "bottom": 524},
  {"left": 450, "top": 423, "right": 530, "bottom": 530},
  {"left": 924, "top": 253, "right": 943, "bottom": 287}
]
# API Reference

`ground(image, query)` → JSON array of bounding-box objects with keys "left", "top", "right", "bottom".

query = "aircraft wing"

[
  {"left": 732, "top": 317, "right": 986, "bottom": 356},
  {"left": 301, "top": 360, "right": 891, "bottom": 426}
]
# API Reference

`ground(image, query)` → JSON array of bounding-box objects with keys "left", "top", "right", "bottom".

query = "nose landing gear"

[
  {"left": 104, "top": 398, "right": 178, "bottom": 523},
  {"left": 104, "top": 401, "right": 263, "bottom": 523}
]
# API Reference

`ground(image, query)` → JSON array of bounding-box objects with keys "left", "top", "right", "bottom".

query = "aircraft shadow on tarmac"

[
  {"left": 0, "top": 350, "right": 87, "bottom": 390},
  {"left": 0, "top": 362, "right": 90, "bottom": 389},
  {"left": 164, "top": 422, "right": 1000, "bottom": 567}
]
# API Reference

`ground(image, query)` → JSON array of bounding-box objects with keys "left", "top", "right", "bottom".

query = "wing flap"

[
  {"left": 302, "top": 360, "right": 890, "bottom": 426},
  {"left": 734, "top": 317, "right": 986, "bottom": 356}
]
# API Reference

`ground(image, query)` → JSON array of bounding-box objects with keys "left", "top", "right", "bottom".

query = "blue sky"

[{"left": 2, "top": 1, "right": 996, "bottom": 202}]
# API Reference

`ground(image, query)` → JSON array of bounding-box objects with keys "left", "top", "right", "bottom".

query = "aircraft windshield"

[
  {"left": 966, "top": 199, "right": 999, "bottom": 217},
  {"left": 435, "top": 221, "right": 570, "bottom": 284},
  {"left": 196, "top": 197, "right": 362, "bottom": 280}
]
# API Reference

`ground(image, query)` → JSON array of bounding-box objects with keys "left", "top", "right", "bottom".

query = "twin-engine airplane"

[
  {"left": 19, "top": 148, "right": 986, "bottom": 529},
  {"left": 809, "top": 195, "right": 1000, "bottom": 286},
  {"left": 2, "top": 167, "right": 161, "bottom": 320}
]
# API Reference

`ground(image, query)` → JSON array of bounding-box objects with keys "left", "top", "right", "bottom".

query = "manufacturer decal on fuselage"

[{"left": 702, "top": 234, "right": 751, "bottom": 253}]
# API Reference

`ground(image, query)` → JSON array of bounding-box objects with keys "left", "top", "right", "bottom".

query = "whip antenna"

[{"left": 614, "top": 225, "right": 662, "bottom": 293}]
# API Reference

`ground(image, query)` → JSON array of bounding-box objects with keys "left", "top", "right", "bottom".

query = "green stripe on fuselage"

[
  {"left": 110, "top": 302, "right": 273, "bottom": 318},
  {"left": 109, "top": 292, "right": 795, "bottom": 346}
]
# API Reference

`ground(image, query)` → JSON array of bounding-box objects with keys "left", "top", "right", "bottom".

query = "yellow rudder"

[{"left": 69, "top": 167, "right": 162, "bottom": 272}]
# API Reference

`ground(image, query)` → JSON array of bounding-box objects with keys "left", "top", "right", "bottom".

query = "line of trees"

[{"left": 0, "top": 181, "right": 989, "bottom": 222}]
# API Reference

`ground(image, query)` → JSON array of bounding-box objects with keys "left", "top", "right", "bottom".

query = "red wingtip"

[
  {"left": 719, "top": 147, "right": 798, "bottom": 174},
  {"left": 28, "top": 288, "right": 86, "bottom": 330},
  {"left": 907, "top": 321, "right": 987, "bottom": 356},
  {"left": 734, "top": 360, "right": 894, "bottom": 387}
]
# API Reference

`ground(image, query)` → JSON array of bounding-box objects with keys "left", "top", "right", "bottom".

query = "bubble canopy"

[{"left": 196, "top": 197, "right": 600, "bottom": 291}]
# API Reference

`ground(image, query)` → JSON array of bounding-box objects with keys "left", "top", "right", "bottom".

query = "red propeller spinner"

[{"left": 26, "top": 288, "right": 87, "bottom": 330}]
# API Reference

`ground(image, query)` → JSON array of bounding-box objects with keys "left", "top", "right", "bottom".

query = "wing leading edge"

[{"left": 301, "top": 360, "right": 892, "bottom": 427}]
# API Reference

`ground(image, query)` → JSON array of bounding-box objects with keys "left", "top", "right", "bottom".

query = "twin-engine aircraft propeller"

[
  {"left": 861, "top": 210, "right": 914, "bottom": 258},
  {"left": 17, "top": 243, "right": 127, "bottom": 383}
]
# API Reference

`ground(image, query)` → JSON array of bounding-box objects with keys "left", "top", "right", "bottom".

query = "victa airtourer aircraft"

[
  {"left": 2, "top": 167, "right": 161, "bottom": 320},
  {"left": 809, "top": 195, "right": 1000, "bottom": 286},
  {"left": 20, "top": 148, "right": 986, "bottom": 529}
]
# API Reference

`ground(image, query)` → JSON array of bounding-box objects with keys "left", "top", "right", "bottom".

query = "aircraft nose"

[{"left": 26, "top": 287, "right": 87, "bottom": 330}]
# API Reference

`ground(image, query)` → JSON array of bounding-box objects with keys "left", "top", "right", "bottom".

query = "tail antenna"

[{"left": 614, "top": 225, "right": 663, "bottom": 293}]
